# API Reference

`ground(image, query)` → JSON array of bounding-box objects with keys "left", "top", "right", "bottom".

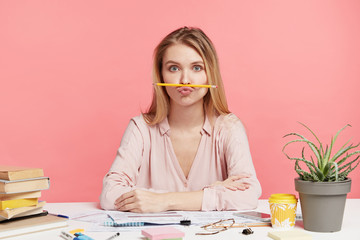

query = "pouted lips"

[{"left": 177, "top": 87, "right": 193, "bottom": 96}]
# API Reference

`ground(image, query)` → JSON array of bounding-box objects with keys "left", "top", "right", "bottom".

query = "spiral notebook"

[
  {"left": 104, "top": 220, "right": 178, "bottom": 227},
  {"left": 104, "top": 213, "right": 182, "bottom": 227},
  {"left": 104, "top": 220, "right": 146, "bottom": 227}
]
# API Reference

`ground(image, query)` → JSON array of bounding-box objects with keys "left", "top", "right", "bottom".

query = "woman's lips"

[{"left": 177, "top": 87, "right": 193, "bottom": 96}]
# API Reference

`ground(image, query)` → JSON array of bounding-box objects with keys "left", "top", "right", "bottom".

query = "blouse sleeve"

[
  {"left": 202, "top": 115, "right": 262, "bottom": 211},
  {"left": 99, "top": 118, "right": 145, "bottom": 210}
]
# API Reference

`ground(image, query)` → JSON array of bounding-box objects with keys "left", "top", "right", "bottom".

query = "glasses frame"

[{"left": 196, "top": 218, "right": 235, "bottom": 235}]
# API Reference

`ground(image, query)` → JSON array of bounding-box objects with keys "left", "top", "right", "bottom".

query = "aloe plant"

[{"left": 282, "top": 123, "right": 360, "bottom": 182}]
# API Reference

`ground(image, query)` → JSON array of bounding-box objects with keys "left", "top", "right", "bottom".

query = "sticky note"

[
  {"left": 142, "top": 226, "right": 184, "bottom": 240},
  {"left": 69, "top": 228, "right": 84, "bottom": 234},
  {"left": 268, "top": 229, "right": 312, "bottom": 240}
]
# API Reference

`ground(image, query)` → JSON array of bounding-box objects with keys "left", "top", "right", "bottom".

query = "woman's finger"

[
  {"left": 116, "top": 201, "right": 137, "bottom": 212},
  {"left": 115, "top": 193, "right": 136, "bottom": 208},
  {"left": 115, "top": 190, "right": 137, "bottom": 205},
  {"left": 229, "top": 174, "right": 251, "bottom": 181},
  {"left": 225, "top": 182, "right": 250, "bottom": 190}
]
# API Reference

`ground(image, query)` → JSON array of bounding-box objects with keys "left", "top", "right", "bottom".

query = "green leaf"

[
  {"left": 337, "top": 155, "right": 360, "bottom": 173},
  {"left": 331, "top": 143, "right": 360, "bottom": 163},
  {"left": 336, "top": 151, "right": 360, "bottom": 167},
  {"left": 298, "top": 122, "right": 325, "bottom": 156},
  {"left": 330, "top": 162, "right": 339, "bottom": 181},
  {"left": 324, "top": 124, "right": 351, "bottom": 167},
  {"left": 338, "top": 160, "right": 360, "bottom": 180},
  {"left": 283, "top": 137, "right": 322, "bottom": 164},
  {"left": 291, "top": 156, "right": 323, "bottom": 181}
]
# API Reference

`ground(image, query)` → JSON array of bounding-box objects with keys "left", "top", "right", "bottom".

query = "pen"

[
  {"left": 105, "top": 232, "right": 120, "bottom": 240},
  {"left": 154, "top": 83, "right": 217, "bottom": 88},
  {"left": 107, "top": 213, "right": 115, "bottom": 222},
  {"left": 49, "top": 213, "right": 69, "bottom": 219},
  {"left": 61, "top": 231, "right": 74, "bottom": 240}
]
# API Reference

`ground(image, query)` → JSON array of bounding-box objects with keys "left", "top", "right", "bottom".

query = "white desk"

[{"left": 3, "top": 199, "right": 360, "bottom": 240}]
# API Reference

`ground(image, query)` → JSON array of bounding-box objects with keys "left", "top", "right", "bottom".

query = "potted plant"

[{"left": 282, "top": 122, "right": 360, "bottom": 232}]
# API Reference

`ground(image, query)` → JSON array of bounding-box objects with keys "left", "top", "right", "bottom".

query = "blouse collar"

[{"left": 159, "top": 115, "right": 212, "bottom": 136}]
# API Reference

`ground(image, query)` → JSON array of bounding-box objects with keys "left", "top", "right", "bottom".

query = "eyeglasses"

[{"left": 196, "top": 218, "right": 235, "bottom": 235}]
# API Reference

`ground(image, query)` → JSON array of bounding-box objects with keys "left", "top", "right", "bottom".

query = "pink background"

[{"left": 1, "top": 1, "right": 359, "bottom": 203}]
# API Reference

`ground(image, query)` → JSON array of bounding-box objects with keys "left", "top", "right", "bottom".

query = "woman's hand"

[
  {"left": 114, "top": 189, "right": 167, "bottom": 213},
  {"left": 210, "top": 175, "right": 251, "bottom": 191}
]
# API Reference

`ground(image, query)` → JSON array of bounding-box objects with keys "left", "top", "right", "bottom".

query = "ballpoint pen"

[
  {"left": 105, "top": 232, "right": 120, "bottom": 240},
  {"left": 107, "top": 213, "right": 115, "bottom": 222},
  {"left": 61, "top": 231, "right": 74, "bottom": 240},
  {"left": 49, "top": 213, "right": 69, "bottom": 219}
]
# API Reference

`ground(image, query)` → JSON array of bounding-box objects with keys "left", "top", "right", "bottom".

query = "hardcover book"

[
  {"left": 0, "top": 213, "right": 68, "bottom": 239},
  {"left": 0, "top": 191, "right": 41, "bottom": 201},
  {"left": 0, "top": 177, "right": 50, "bottom": 194},
  {"left": 0, "top": 201, "right": 46, "bottom": 220},
  {"left": 0, "top": 198, "right": 38, "bottom": 210},
  {"left": 0, "top": 166, "right": 44, "bottom": 181}
]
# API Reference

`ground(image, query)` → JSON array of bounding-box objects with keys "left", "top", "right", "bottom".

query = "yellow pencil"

[{"left": 154, "top": 83, "right": 217, "bottom": 88}]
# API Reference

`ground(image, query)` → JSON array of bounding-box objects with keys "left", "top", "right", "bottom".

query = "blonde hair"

[{"left": 143, "top": 27, "right": 230, "bottom": 125}]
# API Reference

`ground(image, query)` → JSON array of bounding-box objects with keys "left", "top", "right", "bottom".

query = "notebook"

[{"left": 0, "top": 213, "right": 68, "bottom": 239}]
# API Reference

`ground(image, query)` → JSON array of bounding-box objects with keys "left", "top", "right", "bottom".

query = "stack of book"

[
  {"left": 0, "top": 166, "right": 69, "bottom": 238},
  {"left": 0, "top": 166, "right": 50, "bottom": 221}
]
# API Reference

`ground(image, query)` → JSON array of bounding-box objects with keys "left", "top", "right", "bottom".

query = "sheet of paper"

[
  {"left": 69, "top": 210, "right": 109, "bottom": 223},
  {"left": 69, "top": 210, "right": 263, "bottom": 232},
  {"left": 107, "top": 211, "right": 184, "bottom": 224}
]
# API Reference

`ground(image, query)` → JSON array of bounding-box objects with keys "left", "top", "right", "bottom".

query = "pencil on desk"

[{"left": 154, "top": 83, "right": 217, "bottom": 88}]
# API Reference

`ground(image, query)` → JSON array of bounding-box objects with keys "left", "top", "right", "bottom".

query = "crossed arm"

[{"left": 114, "top": 175, "right": 251, "bottom": 213}]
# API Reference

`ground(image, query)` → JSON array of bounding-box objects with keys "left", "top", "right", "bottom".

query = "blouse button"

[{"left": 184, "top": 182, "right": 188, "bottom": 188}]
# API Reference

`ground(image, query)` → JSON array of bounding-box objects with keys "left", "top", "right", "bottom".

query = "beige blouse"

[{"left": 100, "top": 113, "right": 262, "bottom": 211}]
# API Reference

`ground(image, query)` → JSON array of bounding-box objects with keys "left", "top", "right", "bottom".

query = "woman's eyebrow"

[
  {"left": 163, "top": 60, "right": 179, "bottom": 65},
  {"left": 164, "top": 60, "right": 204, "bottom": 65},
  {"left": 192, "top": 61, "right": 204, "bottom": 65}
]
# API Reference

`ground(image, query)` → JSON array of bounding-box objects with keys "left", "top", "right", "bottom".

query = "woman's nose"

[{"left": 180, "top": 70, "right": 191, "bottom": 84}]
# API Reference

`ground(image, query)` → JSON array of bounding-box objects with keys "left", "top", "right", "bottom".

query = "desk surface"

[{"left": 3, "top": 199, "right": 360, "bottom": 240}]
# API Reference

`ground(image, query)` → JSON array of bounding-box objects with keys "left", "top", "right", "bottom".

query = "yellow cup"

[{"left": 269, "top": 194, "right": 298, "bottom": 229}]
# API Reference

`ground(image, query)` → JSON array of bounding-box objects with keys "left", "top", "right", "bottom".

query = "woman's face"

[{"left": 161, "top": 43, "right": 208, "bottom": 108}]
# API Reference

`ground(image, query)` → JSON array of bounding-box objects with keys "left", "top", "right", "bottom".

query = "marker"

[
  {"left": 49, "top": 213, "right": 69, "bottom": 219},
  {"left": 74, "top": 232, "right": 94, "bottom": 240},
  {"left": 154, "top": 83, "right": 217, "bottom": 88},
  {"left": 60, "top": 231, "right": 74, "bottom": 240},
  {"left": 105, "top": 232, "right": 120, "bottom": 240}
]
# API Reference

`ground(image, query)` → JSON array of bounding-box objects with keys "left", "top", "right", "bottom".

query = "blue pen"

[
  {"left": 107, "top": 213, "right": 115, "bottom": 222},
  {"left": 74, "top": 232, "right": 94, "bottom": 240},
  {"left": 49, "top": 213, "right": 69, "bottom": 219}
]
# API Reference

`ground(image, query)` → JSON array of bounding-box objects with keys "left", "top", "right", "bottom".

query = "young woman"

[{"left": 100, "top": 27, "right": 261, "bottom": 213}]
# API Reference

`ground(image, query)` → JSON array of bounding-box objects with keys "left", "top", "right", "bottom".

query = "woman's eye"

[
  {"left": 193, "top": 65, "right": 203, "bottom": 71},
  {"left": 169, "top": 66, "right": 179, "bottom": 72}
]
